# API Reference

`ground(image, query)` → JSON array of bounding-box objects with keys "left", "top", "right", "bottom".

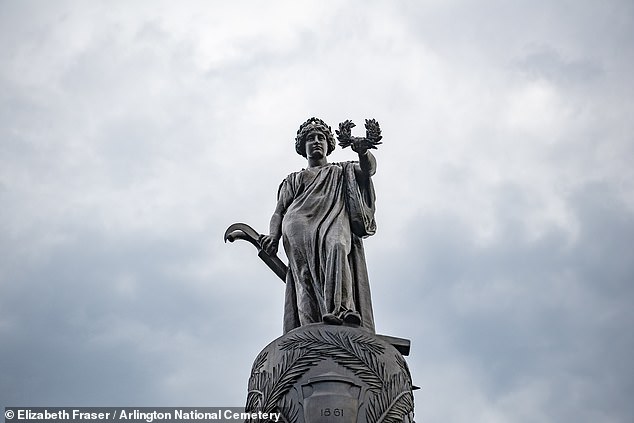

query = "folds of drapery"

[{"left": 280, "top": 162, "right": 376, "bottom": 334}]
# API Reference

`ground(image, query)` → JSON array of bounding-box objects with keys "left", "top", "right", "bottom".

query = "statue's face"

[{"left": 305, "top": 130, "right": 328, "bottom": 159}]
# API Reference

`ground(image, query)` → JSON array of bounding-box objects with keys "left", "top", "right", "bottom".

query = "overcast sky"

[{"left": 1, "top": 1, "right": 633, "bottom": 421}]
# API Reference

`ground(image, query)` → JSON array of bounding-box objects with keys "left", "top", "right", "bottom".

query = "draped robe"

[{"left": 277, "top": 162, "right": 376, "bottom": 333}]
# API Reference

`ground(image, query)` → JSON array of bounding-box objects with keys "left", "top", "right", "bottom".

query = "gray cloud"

[
  {"left": 1, "top": 1, "right": 633, "bottom": 422},
  {"left": 372, "top": 180, "right": 634, "bottom": 422}
]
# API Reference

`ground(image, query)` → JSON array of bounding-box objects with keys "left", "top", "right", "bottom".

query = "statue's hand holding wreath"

[{"left": 336, "top": 119, "right": 383, "bottom": 156}]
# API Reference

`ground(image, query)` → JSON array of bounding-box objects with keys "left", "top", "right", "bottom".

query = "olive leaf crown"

[{"left": 295, "top": 117, "right": 336, "bottom": 157}]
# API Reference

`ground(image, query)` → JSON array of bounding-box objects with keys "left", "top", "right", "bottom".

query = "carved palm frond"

[
  {"left": 366, "top": 373, "right": 415, "bottom": 423},
  {"left": 262, "top": 348, "right": 323, "bottom": 413},
  {"left": 277, "top": 396, "right": 299, "bottom": 423},
  {"left": 251, "top": 350, "right": 268, "bottom": 374},
  {"left": 245, "top": 347, "right": 322, "bottom": 421},
  {"left": 245, "top": 379, "right": 264, "bottom": 411},
  {"left": 245, "top": 350, "right": 269, "bottom": 413},
  {"left": 394, "top": 352, "right": 413, "bottom": 386},
  {"left": 279, "top": 329, "right": 387, "bottom": 391}
]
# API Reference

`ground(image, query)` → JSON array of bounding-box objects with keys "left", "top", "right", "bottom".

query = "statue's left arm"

[
  {"left": 337, "top": 118, "right": 379, "bottom": 237},
  {"left": 353, "top": 150, "right": 377, "bottom": 187},
  {"left": 337, "top": 118, "right": 380, "bottom": 187}
]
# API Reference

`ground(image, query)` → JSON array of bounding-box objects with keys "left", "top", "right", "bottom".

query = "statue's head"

[{"left": 295, "top": 117, "right": 336, "bottom": 157}]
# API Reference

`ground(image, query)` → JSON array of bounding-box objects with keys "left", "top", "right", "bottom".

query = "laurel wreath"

[{"left": 336, "top": 118, "right": 383, "bottom": 151}]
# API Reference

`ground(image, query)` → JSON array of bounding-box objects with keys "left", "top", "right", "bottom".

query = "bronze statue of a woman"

[{"left": 259, "top": 117, "right": 381, "bottom": 333}]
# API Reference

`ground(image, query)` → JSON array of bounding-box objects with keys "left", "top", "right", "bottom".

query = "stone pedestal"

[{"left": 245, "top": 324, "right": 414, "bottom": 422}]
